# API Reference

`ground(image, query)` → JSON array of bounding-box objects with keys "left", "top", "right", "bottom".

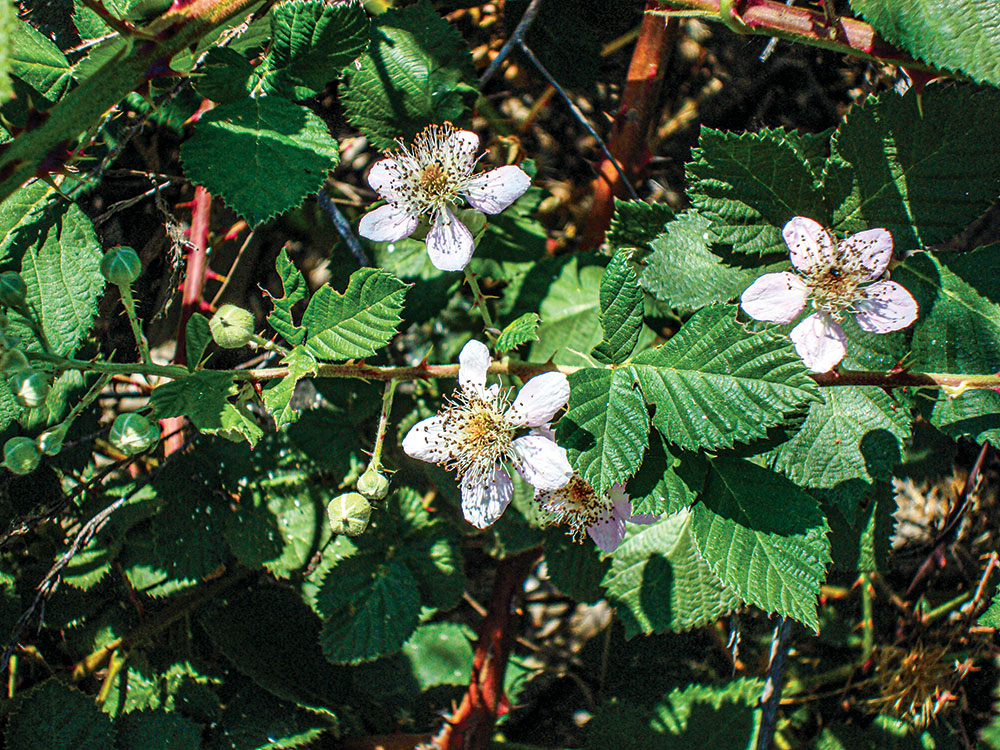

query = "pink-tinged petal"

[
  {"left": 783, "top": 216, "right": 835, "bottom": 274},
  {"left": 630, "top": 512, "right": 660, "bottom": 525},
  {"left": 510, "top": 434, "right": 573, "bottom": 491},
  {"left": 460, "top": 465, "right": 513, "bottom": 529},
  {"left": 446, "top": 128, "right": 480, "bottom": 172},
  {"left": 425, "top": 208, "right": 475, "bottom": 272},
  {"left": 366, "top": 158, "right": 406, "bottom": 203},
  {"left": 790, "top": 312, "right": 847, "bottom": 373},
  {"left": 607, "top": 485, "right": 657, "bottom": 524},
  {"left": 507, "top": 372, "right": 570, "bottom": 427},
  {"left": 740, "top": 272, "right": 809, "bottom": 324},
  {"left": 463, "top": 166, "right": 531, "bottom": 214},
  {"left": 839, "top": 228, "right": 894, "bottom": 281},
  {"left": 459, "top": 339, "right": 491, "bottom": 395},
  {"left": 854, "top": 280, "right": 918, "bottom": 333},
  {"left": 358, "top": 203, "right": 418, "bottom": 243},
  {"left": 530, "top": 423, "right": 556, "bottom": 441},
  {"left": 587, "top": 509, "right": 626, "bottom": 553},
  {"left": 402, "top": 415, "right": 452, "bottom": 463}
]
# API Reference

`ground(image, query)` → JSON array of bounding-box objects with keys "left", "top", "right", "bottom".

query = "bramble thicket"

[{"left": 2, "top": 0, "right": 1000, "bottom": 748}]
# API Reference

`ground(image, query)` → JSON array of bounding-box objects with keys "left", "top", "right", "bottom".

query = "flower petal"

[
  {"left": 507, "top": 372, "right": 570, "bottom": 427},
  {"left": 854, "top": 280, "right": 918, "bottom": 333},
  {"left": 740, "top": 272, "right": 809, "bottom": 324},
  {"left": 839, "top": 228, "right": 894, "bottom": 282},
  {"left": 366, "top": 158, "right": 406, "bottom": 203},
  {"left": 782, "top": 216, "right": 835, "bottom": 274},
  {"left": 510, "top": 434, "right": 573, "bottom": 491},
  {"left": 459, "top": 339, "right": 491, "bottom": 395},
  {"left": 587, "top": 508, "right": 626, "bottom": 553},
  {"left": 358, "top": 203, "right": 418, "bottom": 243},
  {"left": 425, "top": 208, "right": 475, "bottom": 272},
  {"left": 460, "top": 465, "right": 513, "bottom": 529},
  {"left": 790, "top": 312, "right": 847, "bottom": 373},
  {"left": 446, "top": 128, "right": 480, "bottom": 172},
  {"left": 402, "top": 415, "right": 453, "bottom": 464},
  {"left": 463, "top": 166, "right": 531, "bottom": 214},
  {"left": 608, "top": 485, "right": 656, "bottom": 524}
]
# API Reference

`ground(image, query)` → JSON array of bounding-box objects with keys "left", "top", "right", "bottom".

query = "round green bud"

[
  {"left": 109, "top": 413, "right": 159, "bottom": 455},
  {"left": 0, "top": 350, "right": 28, "bottom": 374},
  {"left": 455, "top": 208, "right": 487, "bottom": 239},
  {"left": 327, "top": 492, "right": 372, "bottom": 537},
  {"left": 10, "top": 370, "right": 49, "bottom": 409},
  {"left": 209, "top": 304, "right": 255, "bottom": 349},
  {"left": 100, "top": 246, "right": 142, "bottom": 286},
  {"left": 36, "top": 424, "right": 67, "bottom": 456},
  {"left": 4, "top": 437, "right": 40, "bottom": 475},
  {"left": 0, "top": 272, "right": 26, "bottom": 308},
  {"left": 357, "top": 466, "right": 390, "bottom": 502}
]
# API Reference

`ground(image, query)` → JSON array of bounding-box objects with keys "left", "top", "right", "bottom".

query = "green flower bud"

[
  {"left": 209, "top": 304, "right": 255, "bottom": 349},
  {"left": 10, "top": 370, "right": 49, "bottom": 409},
  {"left": 36, "top": 424, "right": 67, "bottom": 456},
  {"left": 100, "top": 246, "right": 142, "bottom": 286},
  {"left": 455, "top": 208, "right": 487, "bottom": 239},
  {"left": 4, "top": 437, "right": 40, "bottom": 475},
  {"left": 357, "top": 466, "right": 390, "bottom": 501},
  {"left": 327, "top": 492, "right": 372, "bottom": 537},
  {"left": 109, "top": 413, "right": 159, "bottom": 455},
  {"left": 0, "top": 350, "right": 28, "bottom": 374},
  {"left": 0, "top": 272, "right": 26, "bottom": 308}
]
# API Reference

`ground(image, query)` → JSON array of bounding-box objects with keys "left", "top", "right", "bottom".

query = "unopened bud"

[
  {"left": 10, "top": 370, "right": 49, "bottom": 409},
  {"left": 36, "top": 424, "right": 67, "bottom": 456},
  {"left": 100, "top": 246, "right": 142, "bottom": 286},
  {"left": 4, "top": 437, "right": 40, "bottom": 475},
  {"left": 209, "top": 304, "right": 255, "bottom": 349},
  {"left": 0, "top": 350, "right": 29, "bottom": 374},
  {"left": 357, "top": 466, "right": 389, "bottom": 501},
  {"left": 327, "top": 492, "right": 372, "bottom": 536},
  {"left": 456, "top": 208, "right": 487, "bottom": 239},
  {"left": 109, "top": 413, "right": 159, "bottom": 455},
  {"left": 0, "top": 272, "right": 26, "bottom": 308}
]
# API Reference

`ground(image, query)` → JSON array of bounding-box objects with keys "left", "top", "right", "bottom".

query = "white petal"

[
  {"left": 839, "top": 228, "right": 894, "bottom": 282},
  {"left": 740, "top": 272, "right": 809, "bottom": 324},
  {"left": 446, "top": 128, "right": 480, "bottom": 172},
  {"left": 587, "top": 509, "right": 626, "bottom": 554},
  {"left": 366, "top": 158, "right": 406, "bottom": 203},
  {"left": 782, "top": 216, "right": 835, "bottom": 274},
  {"left": 507, "top": 372, "right": 570, "bottom": 427},
  {"left": 854, "top": 280, "right": 918, "bottom": 333},
  {"left": 463, "top": 166, "right": 531, "bottom": 214},
  {"left": 358, "top": 203, "right": 418, "bottom": 243},
  {"left": 510, "top": 434, "right": 572, "bottom": 491},
  {"left": 459, "top": 339, "right": 491, "bottom": 395},
  {"left": 425, "top": 208, "right": 475, "bottom": 272},
  {"left": 402, "top": 415, "right": 452, "bottom": 463},
  {"left": 460, "top": 465, "right": 512, "bottom": 529},
  {"left": 789, "top": 312, "right": 847, "bottom": 373},
  {"left": 608, "top": 485, "right": 656, "bottom": 524},
  {"left": 530, "top": 423, "right": 556, "bottom": 441}
]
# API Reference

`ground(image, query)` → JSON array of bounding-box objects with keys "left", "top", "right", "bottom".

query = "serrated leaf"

[
  {"left": 649, "top": 679, "right": 762, "bottom": 750},
  {"left": 262, "top": 346, "right": 317, "bottom": 429},
  {"left": 557, "top": 367, "right": 650, "bottom": 497},
  {"left": 0, "top": 0, "right": 14, "bottom": 102},
  {"left": 496, "top": 312, "right": 540, "bottom": 353},
  {"left": 828, "top": 87, "right": 1000, "bottom": 249},
  {"left": 687, "top": 127, "right": 826, "bottom": 256},
  {"left": 400, "top": 622, "right": 474, "bottom": 691},
  {"left": 267, "top": 248, "right": 308, "bottom": 345},
  {"left": 115, "top": 710, "right": 202, "bottom": 750},
  {"left": 691, "top": 457, "right": 832, "bottom": 630},
  {"left": 341, "top": 1, "right": 475, "bottom": 149},
  {"left": 302, "top": 267, "right": 407, "bottom": 360},
  {"left": 11, "top": 20, "right": 72, "bottom": 102},
  {"left": 631, "top": 305, "right": 819, "bottom": 451},
  {"left": 592, "top": 250, "right": 643, "bottom": 364},
  {"left": 603, "top": 509, "right": 741, "bottom": 636},
  {"left": 206, "top": 686, "right": 331, "bottom": 750},
  {"left": 544, "top": 528, "right": 610, "bottom": 602},
  {"left": 259, "top": 0, "right": 369, "bottom": 99},
  {"left": 5, "top": 680, "right": 113, "bottom": 750},
  {"left": 149, "top": 371, "right": 235, "bottom": 431},
  {"left": 849, "top": 0, "right": 1000, "bottom": 86},
  {"left": 607, "top": 199, "right": 674, "bottom": 251},
  {"left": 153, "top": 485, "right": 227, "bottom": 581},
  {"left": 180, "top": 97, "right": 339, "bottom": 228},
  {"left": 529, "top": 255, "right": 608, "bottom": 367},
  {"left": 193, "top": 47, "right": 255, "bottom": 103},
  {"left": 626, "top": 431, "right": 706, "bottom": 516},
  {"left": 980, "top": 590, "right": 1000, "bottom": 628},
  {"left": 185, "top": 312, "right": 211, "bottom": 369}
]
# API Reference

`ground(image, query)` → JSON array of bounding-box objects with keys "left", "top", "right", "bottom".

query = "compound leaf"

[
  {"left": 267, "top": 248, "right": 308, "bottom": 345},
  {"left": 5, "top": 680, "right": 113, "bottom": 750}
]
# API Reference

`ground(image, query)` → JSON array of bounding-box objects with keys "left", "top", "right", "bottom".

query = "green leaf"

[
  {"left": 5, "top": 680, "right": 113, "bottom": 750},
  {"left": 302, "top": 267, "right": 408, "bottom": 360},
  {"left": 626, "top": 431, "right": 706, "bottom": 516},
  {"left": 114, "top": 710, "right": 202, "bottom": 750},
  {"left": 262, "top": 346, "right": 318, "bottom": 429},
  {"left": 544, "top": 528, "right": 610, "bottom": 603},
  {"left": 180, "top": 97, "right": 339, "bottom": 228},
  {"left": 400, "top": 622, "right": 474, "bottom": 691},
  {"left": 185, "top": 312, "right": 211, "bottom": 369},
  {"left": 201, "top": 586, "right": 348, "bottom": 713},
  {"left": 529, "top": 255, "right": 608, "bottom": 368},
  {"left": 849, "top": 0, "right": 1000, "bottom": 86},
  {"left": 0, "top": 0, "right": 14, "bottom": 102},
  {"left": 206, "top": 686, "right": 331, "bottom": 750},
  {"left": 607, "top": 199, "right": 675, "bottom": 251},
  {"left": 341, "top": 0, "right": 475, "bottom": 149},
  {"left": 979, "top": 590, "right": 1000, "bottom": 628},
  {"left": 691, "top": 458, "right": 832, "bottom": 630},
  {"left": 687, "top": 127, "right": 825, "bottom": 256},
  {"left": 557, "top": 368, "right": 650, "bottom": 497},
  {"left": 828, "top": 86, "right": 1000, "bottom": 250},
  {"left": 193, "top": 47, "right": 255, "bottom": 103},
  {"left": 649, "top": 679, "right": 762, "bottom": 750},
  {"left": 631, "top": 305, "right": 819, "bottom": 451},
  {"left": 149, "top": 371, "right": 235, "bottom": 432},
  {"left": 259, "top": 0, "right": 369, "bottom": 99},
  {"left": 592, "top": 250, "right": 644, "bottom": 365},
  {"left": 602, "top": 510, "right": 741, "bottom": 636},
  {"left": 11, "top": 20, "right": 72, "bottom": 103},
  {"left": 266, "top": 248, "right": 308, "bottom": 345},
  {"left": 496, "top": 312, "right": 540, "bottom": 353}
]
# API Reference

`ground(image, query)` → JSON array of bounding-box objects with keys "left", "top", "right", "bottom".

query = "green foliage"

[
  {"left": 266, "top": 248, "right": 308, "bottom": 346},
  {"left": 399, "top": 622, "right": 474, "bottom": 691},
  {"left": 529, "top": 255, "right": 608, "bottom": 368},
  {"left": 342, "top": 1, "right": 475, "bottom": 149},
  {"left": 0, "top": 0, "right": 14, "bottom": 102},
  {"left": 5, "top": 680, "right": 114, "bottom": 750},
  {"left": 980, "top": 591, "right": 1000, "bottom": 627},
  {"left": 544, "top": 528, "right": 610, "bottom": 602},
  {"left": 648, "top": 679, "right": 762, "bottom": 749},
  {"left": 592, "top": 250, "right": 644, "bottom": 365},
  {"left": 114, "top": 710, "right": 202, "bottom": 750},
  {"left": 496, "top": 312, "right": 540, "bottom": 353},
  {"left": 607, "top": 199, "right": 675, "bottom": 251},
  {"left": 261, "top": 347, "right": 318, "bottom": 429},
  {"left": 10, "top": 20, "right": 72, "bottom": 103},
  {"left": 185, "top": 312, "right": 212, "bottom": 369},
  {"left": 205, "top": 684, "right": 331, "bottom": 750},
  {"left": 626, "top": 432, "right": 705, "bottom": 516},
  {"left": 849, "top": 0, "right": 1000, "bottom": 85},
  {"left": 180, "top": 97, "right": 339, "bottom": 227},
  {"left": 149, "top": 371, "right": 236, "bottom": 432}
]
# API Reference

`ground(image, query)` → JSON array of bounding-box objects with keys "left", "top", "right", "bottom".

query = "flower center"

[
  {"left": 438, "top": 389, "right": 514, "bottom": 484},
  {"left": 538, "top": 475, "right": 612, "bottom": 541},
  {"left": 387, "top": 124, "right": 472, "bottom": 216},
  {"left": 805, "top": 263, "right": 863, "bottom": 317},
  {"left": 419, "top": 163, "right": 450, "bottom": 193}
]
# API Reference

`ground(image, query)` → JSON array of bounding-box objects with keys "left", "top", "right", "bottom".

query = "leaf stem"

[
  {"left": 860, "top": 572, "right": 874, "bottom": 661},
  {"left": 370, "top": 379, "right": 397, "bottom": 470},
  {"left": 118, "top": 285, "right": 151, "bottom": 365},
  {"left": 463, "top": 267, "right": 499, "bottom": 346}
]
